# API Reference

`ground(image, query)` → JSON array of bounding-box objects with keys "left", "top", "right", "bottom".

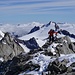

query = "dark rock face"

[
  {"left": 45, "top": 21, "right": 51, "bottom": 27},
  {"left": 61, "top": 30, "right": 75, "bottom": 39},
  {"left": 47, "top": 59, "right": 67, "bottom": 74},
  {"left": 24, "top": 37, "right": 40, "bottom": 50},
  {"left": 41, "top": 21, "right": 51, "bottom": 28},
  {"left": 0, "top": 32, "right": 24, "bottom": 61},
  {"left": 70, "top": 62, "right": 75, "bottom": 72},
  {"left": 28, "top": 26, "right": 40, "bottom": 34},
  {"left": 42, "top": 41, "right": 52, "bottom": 49},
  {"left": 16, "top": 37, "right": 40, "bottom": 50},
  {"left": 0, "top": 53, "right": 40, "bottom": 75}
]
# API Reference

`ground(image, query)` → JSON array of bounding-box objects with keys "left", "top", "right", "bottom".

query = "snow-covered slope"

[
  {"left": 19, "top": 22, "right": 75, "bottom": 47},
  {"left": 0, "top": 30, "right": 4, "bottom": 40},
  {"left": 19, "top": 22, "right": 54, "bottom": 47}
]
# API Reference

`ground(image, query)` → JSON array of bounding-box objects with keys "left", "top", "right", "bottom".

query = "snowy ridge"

[
  {"left": 0, "top": 30, "right": 4, "bottom": 37},
  {"left": 19, "top": 43, "right": 30, "bottom": 53},
  {"left": 0, "top": 30, "right": 4, "bottom": 40}
]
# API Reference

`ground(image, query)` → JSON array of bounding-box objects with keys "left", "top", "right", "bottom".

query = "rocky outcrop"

[
  {"left": 42, "top": 36, "right": 75, "bottom": 57},
  {"left": 0, "top": 36, "right": 75, "bottom": 75},
  {"left": 0, "top": 32, "right": 24, "bottom": 61},
  {"left": 55, "top": 36, "right": 75, "bottom": 55},
  {"left": 0, "top": 50, "right": 40, "bottom": 75},
  {"left": 46, "top": 58, "right": 75, "bottom": 75},
  {"left": 47, "top": 59, "right": 67, "bottom": 74}
]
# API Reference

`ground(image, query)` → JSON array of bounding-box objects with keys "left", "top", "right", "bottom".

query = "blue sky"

[{"left": 0, "top": 0, "right": 75, "bottom": 24}]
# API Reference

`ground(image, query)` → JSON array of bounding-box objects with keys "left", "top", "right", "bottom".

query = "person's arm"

[{"left": 54, "top": 32, "right": 58, "bottom": 35}]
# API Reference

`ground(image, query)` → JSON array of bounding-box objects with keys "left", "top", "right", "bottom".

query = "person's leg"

[
  {"left": 49, "top": 35, "right": 51, "bottom": 42},
  {"left": 52, "top": 35, "right": 54, "bottom": 42}
]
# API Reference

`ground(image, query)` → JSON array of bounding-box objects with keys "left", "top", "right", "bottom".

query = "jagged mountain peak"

[
  {"left": 0, "top": 32, "right": 24, "bottom": 61},
  {"left": 1, "top": 32, "right": 14, "bottom": 45}
]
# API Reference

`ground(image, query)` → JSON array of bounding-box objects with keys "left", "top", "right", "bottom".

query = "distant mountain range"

[{"left": 0, "top": 21, "right": 75, "bottom": 75}]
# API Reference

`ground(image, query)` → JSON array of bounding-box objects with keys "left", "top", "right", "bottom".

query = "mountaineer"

[{"left": 48, "top": 29, "right": 58, "bottom": 42}]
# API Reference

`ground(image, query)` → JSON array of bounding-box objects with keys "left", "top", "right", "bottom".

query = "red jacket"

[{"left": 48, "top": 30, "right": 57, "bottom": 36}]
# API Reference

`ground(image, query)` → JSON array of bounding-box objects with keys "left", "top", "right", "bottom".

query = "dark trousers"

[{"left": 49, "top": 35, "right": 54, "bottom": 42}]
